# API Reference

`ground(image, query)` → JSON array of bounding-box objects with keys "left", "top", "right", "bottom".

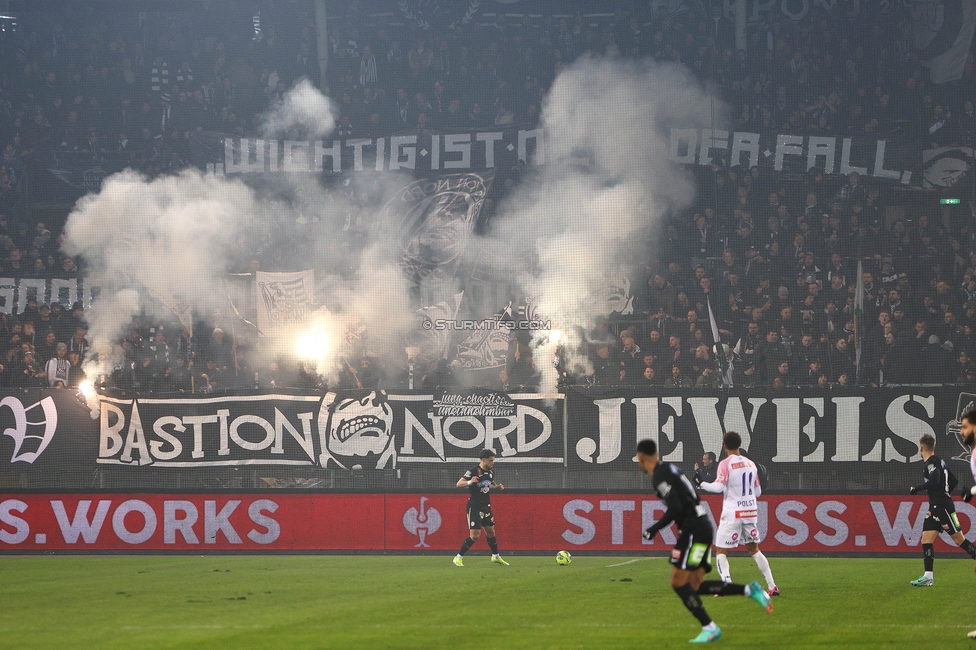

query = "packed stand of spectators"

[
  {"left": 586, "top": 163, "right": 976, "bottom": 388},
  {"left": 0, "top": 303, "right": 387, "bottom": 394},
  {"left": 5, "top": 1, "right": 974, "bottom": 181},
  {"left": 0, "top": 2, "right": 974, "bottom": 392},
  {"left": 0, "top": 6, "right": 317, "bottom": 179},
  {"left": 100, "top": 315, "right": 398, "bottom": 395},
  {"left": 0, "top": 297, "right": 89, "bottom": 388}
]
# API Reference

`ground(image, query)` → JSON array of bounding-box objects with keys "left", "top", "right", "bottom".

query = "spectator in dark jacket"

[
  {"left": 694, "top": 451, "right": 718, "bottom": 485},
  {"left": 921, "top": 335, "right": 952, "bottom": 383},
  {"left": 828, "top": 337, "right": 856, "bottom": 382}
]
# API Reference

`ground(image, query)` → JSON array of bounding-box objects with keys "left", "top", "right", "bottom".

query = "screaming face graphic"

[{"left": 320, "top": 391, "right": 396, "bottom": 469}]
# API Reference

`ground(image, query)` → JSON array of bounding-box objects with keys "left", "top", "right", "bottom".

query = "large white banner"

[{"left": 255, "top": 270, "right": 314, "bottom": 337}]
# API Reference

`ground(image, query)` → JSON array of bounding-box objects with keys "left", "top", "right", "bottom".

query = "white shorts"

[{"left": 715, "top": 514, "right": 761, "bottom": 548}]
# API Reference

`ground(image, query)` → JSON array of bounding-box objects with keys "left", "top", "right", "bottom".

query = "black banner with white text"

[
  {"left": 565, "top": 387, "right": 973, "bottom": 491},
  {"left": 95, "top": 390, "right": 563, "bottom": 470},
  {"left": 3, "top": 388, "right": 976, "bottom": 493}
]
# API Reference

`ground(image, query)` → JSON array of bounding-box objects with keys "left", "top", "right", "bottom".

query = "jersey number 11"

[{"left": 741, "top": 472, "right": 754, "bottom": 496}]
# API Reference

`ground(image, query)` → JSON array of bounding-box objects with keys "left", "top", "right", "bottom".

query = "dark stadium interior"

[
  {"left": 1, "top": 0, "right": 974, "bottom": 392},
  {"left": 0, "top": 0, "right": 973, "bottom": 493},
  {"left": 2, "top": 5, "right": 976, "bottom": 647}
]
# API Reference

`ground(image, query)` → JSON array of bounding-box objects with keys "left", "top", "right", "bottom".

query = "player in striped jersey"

[{"left": 697, "top": 431, "right": 778, "bottom": 596}]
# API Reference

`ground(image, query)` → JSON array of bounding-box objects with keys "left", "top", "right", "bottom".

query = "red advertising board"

[{"left": 0, "top": 493, "right": 970, "bottom": 553}]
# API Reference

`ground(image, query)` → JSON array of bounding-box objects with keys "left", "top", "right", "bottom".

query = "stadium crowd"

[{"left": 0, "top": 1, "right": 974, "bottom": 391}]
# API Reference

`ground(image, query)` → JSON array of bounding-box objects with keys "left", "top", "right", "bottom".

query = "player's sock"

[
  {"left": 751, "top": 551, "right": 776, "bottom": 589},
  {"left": 923, "top": 543, "right": 934, "bottom": 574},
  {"left": 703, "top": 622, "right": 718, "bottom": 632},
  {"left": 716, "top": 553, "right": 731, "bottom": 583},
  {"left": 698, "top": 580, "right": 746, "bottom": 596},
  {"left": 960, "top": 539, "right": 976, "bottom": 560},
  {"left": 486, "top": 535, "right": 499, "bottom": 555},
  {"left": 674, "top": 583, "right": 712, "bottom": 626},
  {"left": 458, "top": 537, "right": 475, "bottom": 556}
]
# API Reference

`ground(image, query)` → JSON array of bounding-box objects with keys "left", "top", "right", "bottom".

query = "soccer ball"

[{"left": 556, "top": 550, "right": 572, "bottom": 565}]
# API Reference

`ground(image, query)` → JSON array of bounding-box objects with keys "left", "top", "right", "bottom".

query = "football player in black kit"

[
  {"left": 637, "top": 439, "right": 771, "bottom": 644},
  {"left": 908, "top": 434, "right": 976, "bottom": 586},
  {"left": 453, "top": 449, "right": 508, "bottom": 566}
]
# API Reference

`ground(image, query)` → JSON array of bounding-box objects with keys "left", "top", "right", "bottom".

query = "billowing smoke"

[
  {"left": 482, "top": 57, "right": 721, "bottom": 391},
  {"left": 260, "top": 77, "right": 337, "bottom": 139},
  {"left": 295, "top": 240, "right": 416, "bottom": 380},
  {"left": 62, "top": 55, "right": 720, "bottom": 399},
  {"left": 61, "top": 84, "right": 415, "bottom": 395},
  {"left": 62, "top": 169, "right": 265, "bottom": 365}
]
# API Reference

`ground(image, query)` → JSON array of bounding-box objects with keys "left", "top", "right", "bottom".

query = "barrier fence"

[
  {"left": 0, "top": 492, "right": 967, "bottom": 555},
  {"left": 2, "top": 386, "right": 971, "bottom": 492}
]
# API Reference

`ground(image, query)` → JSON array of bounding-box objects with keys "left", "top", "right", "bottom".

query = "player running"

[
  {"left": 696, "top": 431, "right": 778, "bottom": 596},
  {"left": 637, "top": 439, "right": 771, "bottom": 644},
  {"left": 909, "top": 433, "right": 976, "bottom": 587},
  {"left": 453, "top": 448, "right": 508, "bottom": 567}
]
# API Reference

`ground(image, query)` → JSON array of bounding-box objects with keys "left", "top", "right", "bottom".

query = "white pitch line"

[
  {"left": 604, "top": 558, "right": 659, "bottom": 568},
  {"left": 21, "top": 621, "right": 976, "bottom": 633},
  {"left": 120, "top": 625, "right": 248, "bottom": 631},
  {"left": 718, "top": 623, "right": 976, "bottom": 630}
]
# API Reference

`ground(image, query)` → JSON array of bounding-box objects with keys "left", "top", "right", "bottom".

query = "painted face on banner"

[
  {"left": 928, "top": 156, "right": 968, "bottom": 187},
  {"left": 406, "top": 192, "right": 474, "bottom": 266},
  {"left": 385, "top": 174, "right": 489, "bottom": 281},
  {"left": 590, "top": 275, "right": 634, "bottom": 316},
  {"left": 325, "top": 391, "right": 395, "bottom": 464},
  {"left": 922, "top": 147, "right": 975, "bottom": 189}
]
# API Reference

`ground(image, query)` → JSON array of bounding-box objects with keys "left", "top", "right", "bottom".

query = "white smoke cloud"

[
  {"left": 62, "top": 170, "right": 267, "bottom": 374},
  {"left": 293, "top": 242, "right": 416, "bottom": 379},
  {"left": 482, "top": 56, "right": 722, "bottom": 391},
  {"left": 260, "top": 78, "right": 337, "bottom": 139},
  {"left": 62, "top": 81, "right": 419, "bottom": 392},
  {"left": 62, "top": 58, "right": 721, "bottom": 397}
]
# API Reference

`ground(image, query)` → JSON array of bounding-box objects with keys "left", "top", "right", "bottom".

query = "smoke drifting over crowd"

[
  {"left": 62, "top": 171, "right": 264, "bottom": 359},
  {"left": 62, "top": 56, "right": 719, "bottom": 393},
  {"left": 260, "top": 78, "right": 338, "bottom": 139},
  {"left": 484, "top": 57, "right": 719, "bottom": 390}
]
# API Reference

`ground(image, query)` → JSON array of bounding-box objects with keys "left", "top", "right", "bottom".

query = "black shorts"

[
  {"left": 467, "top": 504, "right": 495, "bottom": 530},
  {"left": 670, "top": 518, "right": 714, "bottom": 572},
  {"left": 924, "top": 503, "right": 962, "bottom": 535}
]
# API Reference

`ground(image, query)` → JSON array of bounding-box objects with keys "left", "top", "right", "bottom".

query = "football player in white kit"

[{"left": 697, "top": 431, "right": 778, "bottom": 596}]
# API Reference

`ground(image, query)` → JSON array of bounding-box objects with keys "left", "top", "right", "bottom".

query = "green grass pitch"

[{"left": 1, "top": 554, "right": 975, "bottom": 649}]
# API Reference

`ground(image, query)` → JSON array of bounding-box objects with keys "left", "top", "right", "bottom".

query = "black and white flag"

[{"left": 255, "top": 270, "right": 315, "bottom": 336}]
